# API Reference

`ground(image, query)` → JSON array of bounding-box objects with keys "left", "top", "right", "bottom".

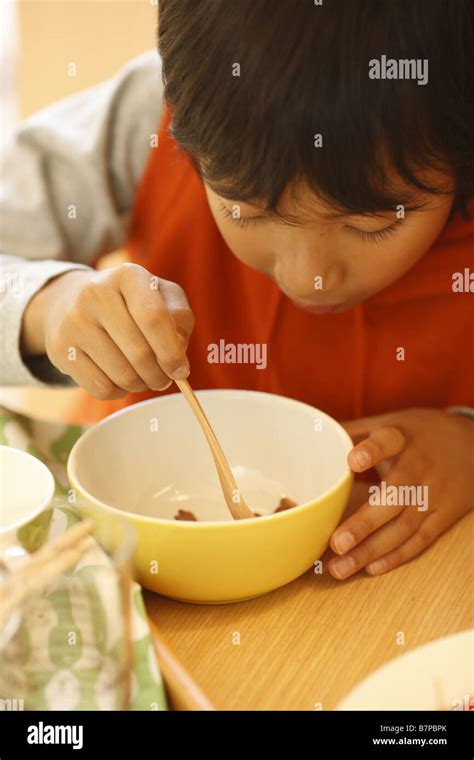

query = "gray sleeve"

[
  {"left": 446, "top": 406, "right": 474, "bottom": 420},
  {"left": 0, "top": 49, "right": 164, "bottom": 386}
]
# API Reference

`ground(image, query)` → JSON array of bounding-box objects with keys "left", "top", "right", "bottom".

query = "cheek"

[
  {"left": 212, "top": 215, "right": 272, "bottom": 271},
  {"left": 360, "top": 205, "right": 453, "bottom": 289},
  {"left": 407, "top": 205, "right": 453, "bottom": 254}
]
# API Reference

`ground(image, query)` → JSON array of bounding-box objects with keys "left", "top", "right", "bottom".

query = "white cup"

[{"left": 0, "top": 445, "right": 55, "bottom": 552}]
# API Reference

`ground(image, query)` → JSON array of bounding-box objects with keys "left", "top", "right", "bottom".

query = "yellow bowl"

[{"left": 67, "top": 390, "right": 353, "bottom": 603}]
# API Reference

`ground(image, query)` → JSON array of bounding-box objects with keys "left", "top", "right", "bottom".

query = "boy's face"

[{"left": 204, "top": 175, "right": 454, "bottom": 313}]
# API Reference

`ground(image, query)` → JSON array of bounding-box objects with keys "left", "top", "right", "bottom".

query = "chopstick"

[
  {"left": 118, "top": 560, "right": 134, "bottom": 710},
  {"left": 148, "top": 617, "right": 215, "bottom": 711}
]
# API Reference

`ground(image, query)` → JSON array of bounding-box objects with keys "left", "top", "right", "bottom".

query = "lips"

[{"left": 292, "top": 301, "right": 343, "bottom": 315}]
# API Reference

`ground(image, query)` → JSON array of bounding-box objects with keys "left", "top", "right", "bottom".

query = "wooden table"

[{"left": 145, "top": 502, "right": 473, "bottom": 710}]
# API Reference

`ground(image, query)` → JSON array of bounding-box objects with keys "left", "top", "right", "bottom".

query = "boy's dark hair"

[{"left": 158, "top": 0, "right": 473, "bottom": 221}]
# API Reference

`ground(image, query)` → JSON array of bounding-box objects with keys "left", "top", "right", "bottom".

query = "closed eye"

[
  {"left": 218, "top": 201, "right": 266, "bottom": 228},
  {"left": 346, "top": 221, "right": 402, "bottom": 243},
  {"left": 219, "top": 199, "right": 404, "bottom": 240}
]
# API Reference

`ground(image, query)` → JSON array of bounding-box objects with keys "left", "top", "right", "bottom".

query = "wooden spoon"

[{"left": 174, "top": 379, "right": 254, "bottom": 520}]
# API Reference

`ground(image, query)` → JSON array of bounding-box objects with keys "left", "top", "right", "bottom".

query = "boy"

[{"left": 1, "top": 0, "right": 472, "bottom": 581}]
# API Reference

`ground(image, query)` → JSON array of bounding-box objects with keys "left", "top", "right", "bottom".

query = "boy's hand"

[
  {"left": 328, "top": 408, "right": 473, "bottom": 579},
  {"left": 21, "top": 263, "right": 195, "bottom": 399}
]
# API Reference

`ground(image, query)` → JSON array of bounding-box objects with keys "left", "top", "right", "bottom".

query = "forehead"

[
  {"left": 208, "top": 163, "right": 451, "bottom": 224},
  {"left": 219, "top": 181, "right": 398, "bottom": 223},
  {"left": 226, "top": 171, "right": 453, "bottom": 224}
]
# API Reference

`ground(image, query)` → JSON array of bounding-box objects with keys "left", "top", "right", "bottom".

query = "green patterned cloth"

[{"left": 0, "top": 406, "right": 167, "bottom": 711}]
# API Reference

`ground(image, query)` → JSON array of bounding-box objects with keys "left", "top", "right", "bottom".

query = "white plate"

[{"left": 338, "top": 629, "right": 473, "bottom": 711}]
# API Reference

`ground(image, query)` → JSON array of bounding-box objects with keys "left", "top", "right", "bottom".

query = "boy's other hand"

[
  {"left": 21, "top": 263, "right": 195, "bottom": 399},
  {"left": 328, "top": 408, "right": 473, "bottom": 580}
]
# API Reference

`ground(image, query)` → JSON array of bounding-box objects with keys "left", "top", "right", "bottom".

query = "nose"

[{"left": 273, "top": 246, "right": 345, "bottom": 301}]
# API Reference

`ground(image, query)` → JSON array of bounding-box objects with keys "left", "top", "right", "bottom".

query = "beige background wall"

[
  {"left": 2, "top": 0, "right": 157, "bottom": 420},
  {"left": 18, "top": 0, "right": 156, "bottom": 115}
]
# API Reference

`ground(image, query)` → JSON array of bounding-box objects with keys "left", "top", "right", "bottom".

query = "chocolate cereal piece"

[
  {"left": 274, "top": 497, "right": 297, "bottom": 513},
  {"left": 174, "top": 509, "right": 198, "bottom": 521}
]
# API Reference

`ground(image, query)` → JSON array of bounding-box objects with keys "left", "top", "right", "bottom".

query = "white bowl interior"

[
  {"left": 0, "top": 445, "right": 55, "bottom": 536},
  {"left": 70, "top": 390, "right": 351, "bottom": 522}
]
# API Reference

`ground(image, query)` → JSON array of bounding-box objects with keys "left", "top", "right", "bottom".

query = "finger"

[
  {"left": 342, "top": 480, "right": 377, "bottom": 519},
  {"left": 330, "top": 459, "right": 423, "bottom": 553},
  {"left": 81, "top": 325, "right": 150, "bottom": 393},
  {"left": 330, "top": 499, "right": 405, "bottom": 555},
  {"left": 120, "top": 266, "right": 191, "bottom": 380},
  {"left": 348, "top": 426, "right": 406, "bottom": 472},
  {"left": 363, "top": 512, "right": 445, "bottom": 575},
  {"left": 56, "top": 348, "right": 127, "bottom": 400},
  {"left": 329, "top": 508, "right": 426, "bottom": 579},
  {"left": 158, "top": 278, "right": 195, "bottom": 347},
  {"left": 99, "top": 292, "right": 174, "bottom": 391},
  {"left": 341, "top": 414, "right": 393, "bottom": 439}
]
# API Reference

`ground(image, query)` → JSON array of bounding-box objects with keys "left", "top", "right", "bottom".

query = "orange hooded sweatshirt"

[{"left": 75, "top": 105, "right": 474, "bottom": 424}]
